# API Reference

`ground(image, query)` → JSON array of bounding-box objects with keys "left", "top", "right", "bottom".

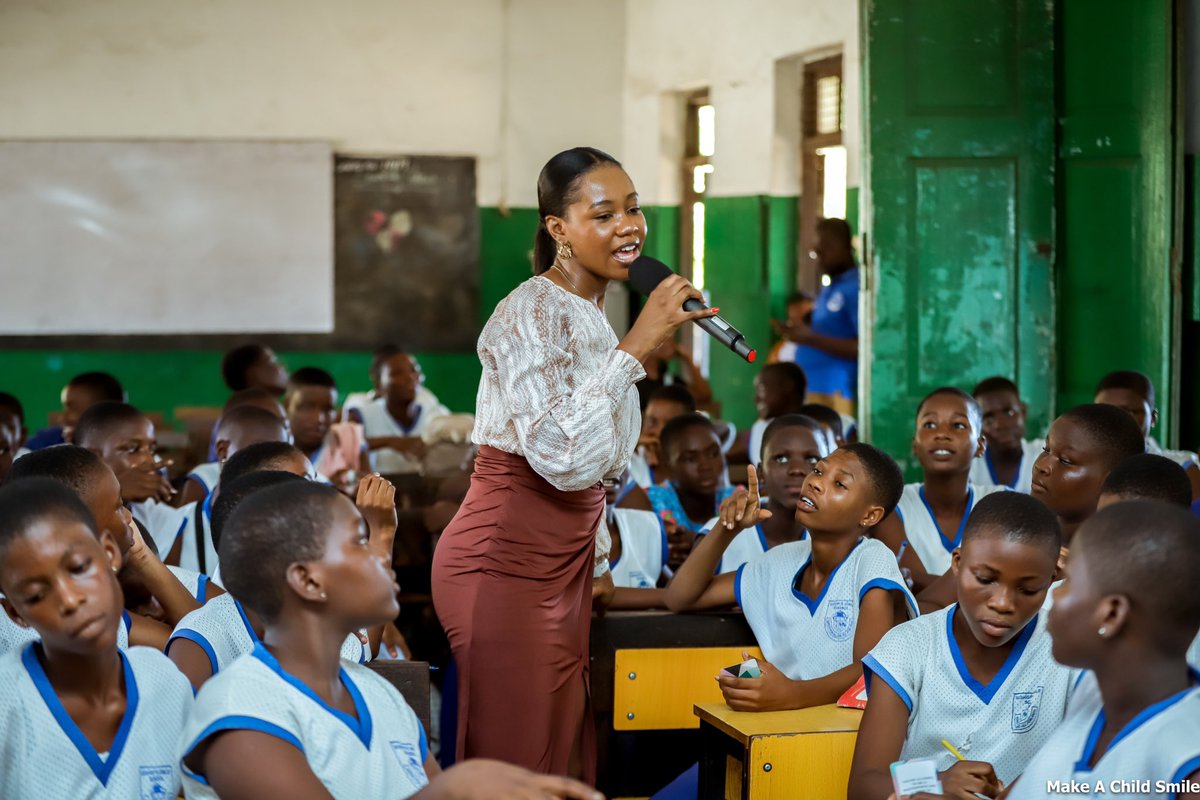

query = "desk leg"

[{"left": 698, "top": 721, "right": 747, "bottom": 800}]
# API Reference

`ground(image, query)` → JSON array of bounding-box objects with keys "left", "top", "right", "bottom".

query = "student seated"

[
  {"left": 799, "top": 401, "right": 847, "bottom": 453},
  {"left": 6, "top": 445, "right": 210, "bottom": 650},
  {"left": 167, "top": 469, "right": 393, "bottom": 690},
  {"left": 602, "top": 470, "right": 668, "bottom": 609},
  {"left": 666, "top": 443, "right": 916, "bottom": 712},
  {"left": 873, "top": 387, "right": 1006, "bottom": 592},
  {"left": 709, "top": 414, "right": 828, "bottom": 575},
  {"left": 220, "top": 343, "right": 289, "bottom": 397},
  {"left": 343, "top": 345, "right": 450, "bottom": 424},
  {"left": 0, "top": 479, "right": 193, "bottom": 799},
  {"left": 647, "top": 413, "right": 735, "bottom": 568},
  {"left": 168, "top": 406, "right": 291, "bottom": 574},
  {"left": 359, "top": 351, "right": 450, "bottom": 474},
  {"left": 968, "top": 376, "right": 1044, "bottom": 493},
  {"left": 286, "top": 366, "right": 369, "bottom": 486},
  {"left": 24, "top": 371, "right": 125, "bottom": 451},
  {"left": 72, "top": 401, "right": 182, "bottom": 544},
  {"left": 849, "top": 492, "right": 1073, "bottom": 800},
  {"left": 629, "top": 384, "right": 696, "bottom": 490},
  {"left": 1006, "top": 502, "right": 1200, "bottom": 798},
  {"left": 179, "top": 387, "right": 290, "bottom": 506},
  {"left": 0, "top": 391, "right": 27, "bottom": 472},
  {"left": 179, "top": 480, "right": 600, "bottom": 800},
  {"left": 739, "top": 362, "right": 808, "bottom": 468},
  {"left": 1094, "top": 369, "right": 1200, "bottom": 500},
  {"left": 1096, "top": 453, "right": 1194, "bottom": 511}
]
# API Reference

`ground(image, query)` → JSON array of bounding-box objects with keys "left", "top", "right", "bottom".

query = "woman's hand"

[{"left": 618, "top": 275, "right": 715, "bottom": 362}]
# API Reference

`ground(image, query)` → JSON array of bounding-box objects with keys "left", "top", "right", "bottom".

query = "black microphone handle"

[{"left": 682, "top": 298, "right": 756, "bottom": 362}]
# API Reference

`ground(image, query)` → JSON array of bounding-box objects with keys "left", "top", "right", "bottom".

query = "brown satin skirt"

[{"left": 431, "top": 445, "right": 603, "bottom": 782}]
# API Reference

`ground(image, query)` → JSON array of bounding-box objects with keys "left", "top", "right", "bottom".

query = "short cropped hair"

[
  {"left": 840, "top": 442, "right": 904, "bottom": 518},
  {"left": 1095, "top": 370, "right": 1155, "bottom": 408},
  {"left": 659, "top": 412, "right": 717, "bottom": 463},
  {"left": 219, "top": 481, "right": 344, "bottom": 621},
  {"left": 1059, "top": 404, "right": 1146, "bottom": 471},
  {"left": 648, "top": 384, "right": 697, "bottom": 414},
  {"left": 917, "top": 386, "right": 983, "bottom": 440},
  {"left": 816, "top": 217, "right": 852, "bottom": 245},
  {"left": 972, "top": 376, "right": 1020, "bottom": 398},
  {"left": 963, "top": 491, "right": 1062, "bottom": 557},
  {"left": 67, "top": 372, "right": 126, "bottom": 403},
  {"left": 0, "top": 478, "right": 97, "bottom": 565},
  {"left": 221, "top": 344, "right": 271, "bottom": 392},
  {"left": 288, "top": 367, "right": 336, "bottom": 391},
  {"left": 211, "top": 470, "right": 304, "bottom": 553},
  {"left": 759, "top": 363, "right": 808, "bottom": 404},
  {"left": 1079, "top": 501, "right": 1200, "bottom": 650},
  {"left": 369, "top": 345, "right": 405, "bottom": 382},
  {"left": 72, "top": 402, "right": 146, "bottom": 448},
  {"left": 4, "top": 445, "right": 107, "bottom": 496},
  {"left": 219, "top": 441, "right": 306, "bottom": 490},
  {"left": 222, "top": 387, "right": 283, "bottom": 413},
  {"left": 214, "top": 405, "right": 287, "bottom": 440},
  {"left": 799, "top": 403, "right": 844, "bottom": 441},
  {"left": 1100, "top": 454, "right": 1192, "bottom": 508},
  {"left": 760, "top": 414, "right": 828, "bottom": 462}
]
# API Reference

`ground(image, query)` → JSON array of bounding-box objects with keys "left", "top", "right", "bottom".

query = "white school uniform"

[
  {"left": 733, "top": 537, "right": 917, "bottom": 680},
  {"left": 1009, "top": 671, "right": 1200, "bottom": 799},
  {"left": 130, "top": 499, "right": 189, "bottom": 561},
  {"left": 174, "top": 495, "right": 219, "bottom": 577},
  {"left": 360, "top": 397, "right": 450, "bottom": 474},
  {"left": 166, "top": 565, "right": 218, "bottom": 604},
  {"left": 180, "top": 643, "right": 429, "bottom": 799},
  {"left": 894, "top": 483, "right": 1009, "bottom": 576},
  {"left": 185, "top": 462, "right": 222, "bottom": 498},
  {"left": 715, "top": 523, "right": 809, "bottom": 575},
  {"left": 863, "top": 605, "right": 1077, "bottom": 785},
  {"left": 168, "top": 593, "right": 367, "bottom": 680},
  {"left": 608, "top": 508, "right": 667, "bottom": 589},
  {"left": 0, "top": 643, "right": 192, "bottom": 799},
  {"left": 627, "top": 450, "right": 656, "bottom": 489},
  {"left": 1187, "top": 633, "right": 1200, "bottom": 671},
  {"left": 747, "top": 418, "right": 770, "bottom": 465},
  {"left": 969, "top": 439, "right": 1045, "bottom": 494},
  {"left": 1, "top": 609, "right": 130, "bottom": 655}
]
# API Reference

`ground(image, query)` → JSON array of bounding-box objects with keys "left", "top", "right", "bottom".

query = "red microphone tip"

[{"left": 747, "top": 350, "right": 757, "bottom": 363}]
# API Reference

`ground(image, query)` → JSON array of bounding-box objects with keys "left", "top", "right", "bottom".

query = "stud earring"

[
  {"left": 319, "top": 591, "right": 327, "bottom": 600},
  {"left": 1097, "top": 626, "right": 1108, "bottom": 637}
]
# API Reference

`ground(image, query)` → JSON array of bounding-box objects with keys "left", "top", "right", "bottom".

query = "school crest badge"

[
  {"left": 1011, "top": 687, "right": 1043, "bottom": 733},
  {"left": 824, "top": 599, "right": 855, "bottom": 641},
  {"left": 139, "top": 765, "right": 173, "bottom": 799},
  {"left": 826, "top": 291, "right": 845, "bottom": 313},
  {"left": 629, "top": 571, "right": 652, "bottom": 589},
  {"left": 390, "top": 740, "right": 428, "bottom": 786}
]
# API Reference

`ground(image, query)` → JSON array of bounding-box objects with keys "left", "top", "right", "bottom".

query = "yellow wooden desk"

[{"left": 694, "top": 702, "right": 862, "bottom": 800}]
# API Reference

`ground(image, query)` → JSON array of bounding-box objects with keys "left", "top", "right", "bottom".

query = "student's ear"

[
  {"left": 99, "top": 531, "right": 123, "bottom": 574},
  {"left": 544, "top": 214, "right": 569, "bottom": 244},
  {"left": 1, "top": 596, "right": 29, "bottom": 629},
  {"left": 285, "top": 562, "right": 327, "bottom": 605},
  {"left": 1095, "top": 593, "right": 1130, "bottom": 640},
  {"left": 1150, "top": 407, "right": 1159, "bottom": 431},
  {"left": 214, "top": 439, "right": 231, "bottom": 462},
  {"left": 1019, "top": 401, "right": 1028, "bottom": 419},
  {"left": 950, "top": 547, "right": 962, "bottom": 576},
  {"left": 860, "top": 503, "right": 885, "bottom": 530},
  {"left": 973, "top": 435, "right": 986, "bottom": 459}
]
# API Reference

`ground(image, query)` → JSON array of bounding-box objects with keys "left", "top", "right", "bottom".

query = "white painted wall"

[
  {"left": 0, "top": 0, "right": 625, "bottom": 208},
  {"left": 0, "top": 0, "right": 854, "bottom": 205},
  {"left": 620, "top": 0, "right": 860, "bottom": 203}
]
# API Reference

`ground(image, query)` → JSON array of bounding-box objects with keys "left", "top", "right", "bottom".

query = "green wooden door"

[
  {"left": 864, "top": 0, "right": 1056, "bottom": 471},
  {"left": 1057, "top": 0, "right": 1178, "bottom": 437}
]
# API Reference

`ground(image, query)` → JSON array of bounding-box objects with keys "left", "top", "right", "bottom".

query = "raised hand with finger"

[{"left": 717, "top": 465, "right": 773, "bottom": 532}]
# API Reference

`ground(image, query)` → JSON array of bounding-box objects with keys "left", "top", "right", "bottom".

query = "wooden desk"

[{"left": 695, "top": 702, "right": 862, "bottom": 800}]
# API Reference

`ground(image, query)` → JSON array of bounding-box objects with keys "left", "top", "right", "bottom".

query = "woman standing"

[{"left": 432, "top": 147, "right": 712, "bottom": 781}]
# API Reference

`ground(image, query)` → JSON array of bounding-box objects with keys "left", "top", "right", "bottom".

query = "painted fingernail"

[{"left": 711, "top": 307, "right": 720, "bottom": 313}]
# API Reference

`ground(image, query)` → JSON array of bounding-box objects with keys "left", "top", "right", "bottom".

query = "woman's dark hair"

[{"left": 533, "top": 147, "right": 622, "bottom": 274}]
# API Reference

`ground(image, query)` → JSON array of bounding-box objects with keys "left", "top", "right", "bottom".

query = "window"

[
  {"left": 680, "top": 90, "right": 714, "bottom": 370},
  {"left": 799, "top": 55, "right": 845, "bottom": 291}
]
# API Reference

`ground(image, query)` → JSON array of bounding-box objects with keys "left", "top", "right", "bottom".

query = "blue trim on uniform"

[
  {"left": 418, "top": 721, "right": 430, "bottom": 763},
  {"left": 1073, "top": 686, "right": 1197, "bottom": 772},
  {"left": 1171, "top": 756, "right": 1200, "bottom": 800},
  {"left": 754, "top": 524, "right": 769, "bottom": 553},
  {"left": 859, "top": 578, "right": 918, "bottom": 619},
  {"left": 233, "top": 597, "right": 260, "bottom": 643},
  {"left": 734, "top": 563, "right": 747, "bottom": 608},
  {"left": 251, "top": 644, "right": 374, "bottom": 748},
  {"left": 790, "top": 538, "right": 864, "bottom": 614},
  {"left": 919, "top": 486, "right": 974, "bottom": 553},
  {"left": 659, "top": 517, "right": 670, "bottom": 577},
  {"left": 171, "top": 515, "right": 188, "bottom": 545},
  {"left": 121, "top": 610, "right": 131, "bottom": 634},
  {"left": 862, "top": 653, "right": 913, "bottom": 712},
  {"left": 615, "top": 479, "right": 636, "bottom": 506},
  {"left": 182, "top": 715, "right": 306, "bottom": 779},
  {"left": 196, "top": 574, "right": 210, "bottom": 604},
  {"left": 169, "top": 630, "right": 219, "bottom": 677},
  {"left": 945, "top": 604, "right": 1036, "bottom": 704},
  {"left": 22, "top": 643, "right": 138, "bottom": 786},
  {"left": 984, "top": 449, "right": 1022, "bottom": 490},
  {"left": 201, "top": 491, "right": 215, "bottom": 523},
  {"left": 181, "top": 763, "right": 210, "bottom": 786},
  {"left": 357, "top": 635, "right": 368, "bottom": 665}
]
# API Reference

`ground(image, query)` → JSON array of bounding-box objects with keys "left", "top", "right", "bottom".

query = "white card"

[{"left": 890, "top": 758, "right": 943, "bottom": 797}]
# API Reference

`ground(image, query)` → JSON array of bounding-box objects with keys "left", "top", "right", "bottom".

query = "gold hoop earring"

[{"left": 556, "top": 240, "right": 575, "bottom": 262}]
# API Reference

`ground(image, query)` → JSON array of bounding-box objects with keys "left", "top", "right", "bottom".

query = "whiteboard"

[{"left": 0, "top": 141, "right": 333, "bottom": 334}]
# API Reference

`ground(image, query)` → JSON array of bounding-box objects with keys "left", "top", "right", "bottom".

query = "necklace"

[{"left": 551, "top": 262, "right": 583, "bottom": 296}]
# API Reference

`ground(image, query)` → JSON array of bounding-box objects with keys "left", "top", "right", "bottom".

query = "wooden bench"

[
  {"left": 695, "top": 702, "right": 862, "bottom": 799},
  {"left": 367, "top": 659, "right": 432, "bottom": 735}
]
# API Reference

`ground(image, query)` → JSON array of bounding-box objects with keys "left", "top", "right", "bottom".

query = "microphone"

[{"left": 629, "top": 256, "right": 757, "bottom": 363}]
